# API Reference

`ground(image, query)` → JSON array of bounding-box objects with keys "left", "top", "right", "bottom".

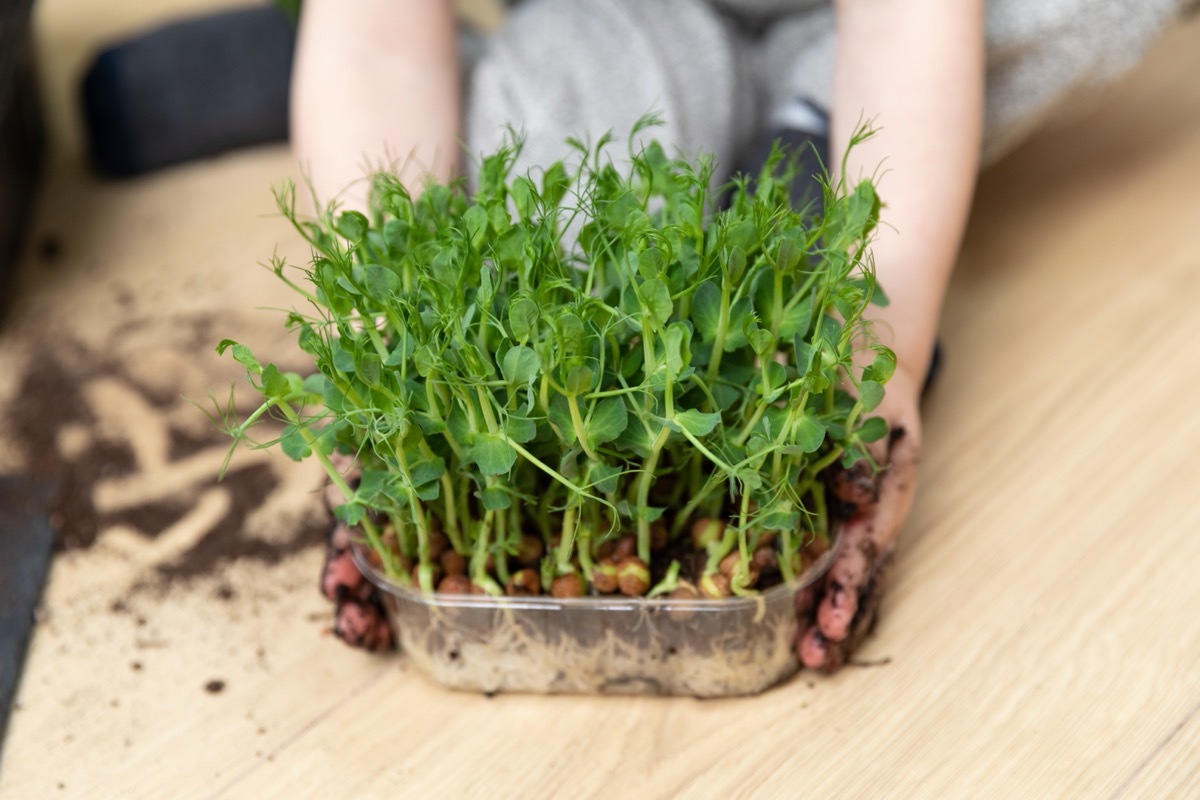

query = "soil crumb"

[
  {"left": 38, "top": 234, "right": 62, "bottom": 263},
  {"left": 3, "top": 324, "right": 326, "bottom": 584}
]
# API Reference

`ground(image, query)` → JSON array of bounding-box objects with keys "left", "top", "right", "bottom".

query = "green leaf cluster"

[{"left": 221, "top": 120, "right": 893, "bottom": 596}]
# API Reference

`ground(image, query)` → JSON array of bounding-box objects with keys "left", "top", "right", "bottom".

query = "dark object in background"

[
  {"left": 0, "top": 476, "right": 56, "bottom": 757},
  {"left": 0, "top": 0, "right": 44, "bottom": 306},
  {"left": 81, "top": 6, "right": 295, "bottom": 177}
]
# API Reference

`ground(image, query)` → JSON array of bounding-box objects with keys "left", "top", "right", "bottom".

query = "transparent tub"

[{"left": 353, "top": 538, "right": 840, "bottom": 697}]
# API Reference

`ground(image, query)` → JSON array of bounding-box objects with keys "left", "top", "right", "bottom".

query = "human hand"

[
  {"left": 797, "top": 368, "right": 924, "bottom": 673},
  {"left": 319, "top": 462, "right": 394, "bottom": 652},
  {"left": 291, "top": 0, "right": 461, "bottom": 210},
  {"left": 320, "top": 520, "right": 393, "bottom": 652}
]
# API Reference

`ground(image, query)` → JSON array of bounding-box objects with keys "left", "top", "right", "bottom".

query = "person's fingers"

[
  {"left": 799, "top": 424, "right": 920, "bottom": 671},
  {"left": 321, "top": 547, "right": 363, "bottom": 601},
  {"left": 815, "top": 532, "right": 870, "bottom": 640},
  {"left": 333, "top": 598, "right": 393, "bottom": 651},
  {"left": 798, "top": 626, "right": 844, "bottom": 672},
  {"left": 322, "top": 514, "right": 396, "bottom": 652},
  {"left": 864, "top": 425, "right": 921, "bottom": 546}
]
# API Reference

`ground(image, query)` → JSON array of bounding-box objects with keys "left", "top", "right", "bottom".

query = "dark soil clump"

[{"left": 4, "top": 324, "right": 326, "bottom": 586}]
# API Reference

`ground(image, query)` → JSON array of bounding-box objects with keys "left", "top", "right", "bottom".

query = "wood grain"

[{"left": 2, "top": 6, "right": 1199, "bottom": 799}]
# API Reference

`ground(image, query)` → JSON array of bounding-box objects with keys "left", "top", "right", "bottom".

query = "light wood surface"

[{"left": 3, "top": 6, "right": 1200, "bottom": 799}]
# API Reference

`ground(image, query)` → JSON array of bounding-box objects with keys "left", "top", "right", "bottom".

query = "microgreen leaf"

[
  {"left": 357, "top": 353, "right": 382, "bottom": 386},
  {"left": 280, "top": 423, "right": 311, "bottom": 460},
  {"left": 863, "top": 348, "right": 897, "bottom": 384},
  {"left": 334, "top": 502, "right": 366, "bottom": 527},
  {"left": 565, "top": 365, "right": 595, "bottom": 395},
  {"left": 463, "top": 204, "right": 489, "bottom": 249},
  {"left": 674, "top": 409, "right": 721, "bottom": 437},
  {"left": 508, "top": 295, "right": 539, "bottom": 342},
  {"left": 384, "top": 337, "right": 415, "bottom": 367},
  {"left": 504, "top": 414, "right": 537, "bottom": 444},
  {"left": 747, "top": 327, "right": 775, "bottom": 359},
  {"left": 691, "top": 281, "right": 721, "bottom": 342},
  {"left": 222, "top": 122, "right": 891, "bottom": 596},
  {"left": 856, "top": 416, "right": 889, "bottom": 443},
  {"left": 859, "top": 380, "right": 885, "bottom": 413},
  {"left": 480, "top": 485, "right": 512, "bottom": 511},
  {"left": 642, "top": 277, "right": 672, "bottom": 325},
  {"left": 471, "top": 434, "right": 518, "bottom": 476},
  {"left": 336, "top": 210, "right": 369, "bottom": 240},
  {"left": 637, "top": 248, "right": 666, "bottom": 280},
  {"left": 792, "top": 415, "right": 826, "bottom": 453},
  {"left": 589, "top": 462, "right": 622, "bottom": 494},
  {"left": 409, "top": 456, "right": 445, "bottom": 487},
  {"left": 511, "top": 176, "right": 537, "bottom": 220},
  {"left": 261, "top": 364, "right": 289, "bottom": 398},
  {"left": 779, "top": 302, "right": 813, "bottom": 340},
  {"left": 587, "top": 397, "right": 628, "bottom": 447},
  {"left": 364, "top": 264, "right": 401, "bottom": 298},
  {"left": 547, "top": 395, "right": 576, "bottom": 445},
  {"left": 501, "top": 345, "right": 540, "bottom": 387},
  {"left": 217, "top": 340, "right": 262, "bottom": 374}
]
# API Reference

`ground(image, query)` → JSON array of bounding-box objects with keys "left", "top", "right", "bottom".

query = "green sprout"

[{"left": 218, "top": 117, "right": 893, "bottom": 599}]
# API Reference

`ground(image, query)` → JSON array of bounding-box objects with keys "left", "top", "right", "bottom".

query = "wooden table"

[{"left": 2, "top": 6, "right": 1199, "bottom": 798}]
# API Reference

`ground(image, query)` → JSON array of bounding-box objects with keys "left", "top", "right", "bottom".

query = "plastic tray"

[{"left": 353, "top": 536, "right": 839, "bottom": 697}]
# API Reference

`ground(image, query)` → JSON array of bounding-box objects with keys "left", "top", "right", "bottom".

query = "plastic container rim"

[{"left": 350, "top": 528, "right": 843, "bottom": 613}]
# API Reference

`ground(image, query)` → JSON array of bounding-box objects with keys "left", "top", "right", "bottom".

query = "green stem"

[
  {"left": 635, "top": 427, "right": 670, "bottom": 563},
  {"left": 394, "top": 444, "right": 434, "bottom": 593},
  {"left": 472, "top": 510, "right": 499, "bottom": 593},
  {"left": 771, "top": 268, "right": 783, "bottom": 340},
  {"left": 733, "top": 404, "right": 767, "bottom": 447},
  {"left": 704, "top": 520, "right": 738, "bottom": 574},
  {"left": 811, "top": 481, "right": 829, "bottom": 541},
  {"left": 556, "top": 499, "right": 578, "bottom": 574},
  {"left": 577, "top": 507, "right": 596, "bottom": 580},
  {"left": 706, "top": 281, "right": 731, "bottom": 381},
  {"left": 670, "top": 471, "right": 724, "bottom": 537},
  {"left": 276, "top": 400, "right": 394, "bottom": 575},
  {"left": 676, "top": 425, "right": 735, "bottom": 475},
  {"left": 778, "top": 527, "right": 797, "bottom": 584},
  {"left": 807, "top": 445, "right": 846, "bottom": 478},
  {"left": 728, "top": 491, "right": 757, "bottom": 597},
  {"left": 646, "top": 560, "right": 681, "bottom": 597},
  {"left": 494, "top": 500, "right": 511, "bottom": 585},
  {"left": 567, "top": 393, "right": 600, "bottom": 460},
  {"left": 504, "top": 437, "right": 600, "bottom": 503},
  {"left": 475, "top": 386, "right": 500, "bottom": 433},
  {"left": 439, "top": 473, "right": 464, "bottom": 553}
]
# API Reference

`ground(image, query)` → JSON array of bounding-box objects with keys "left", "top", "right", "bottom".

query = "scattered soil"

[
  {"left": 154, "top": 463, "right": 312, "bottom": 581},
  {"left": 3, "top": 321, "right": 326, "bottom": 586},
  {"left": 37, "top": 233, "right": 62, "bottom": 263}
]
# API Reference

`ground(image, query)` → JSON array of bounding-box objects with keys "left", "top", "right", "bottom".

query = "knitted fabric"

[{"left": 466, "top": 0, "right": 1192, "bottom": 176}]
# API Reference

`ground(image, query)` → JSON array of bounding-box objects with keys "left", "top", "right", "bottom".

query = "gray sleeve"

[
  {"left": 753, "top": 0, "right": 1193, "bottom": 165},
  {"left": 981, "top": 0, "right": 1191, "bottom": 163},
  {"left": 465, "top": 0, "right": 760, "bottom": 185}
]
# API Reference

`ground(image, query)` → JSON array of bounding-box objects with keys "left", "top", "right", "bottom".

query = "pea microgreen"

[{"left": 218, "top": 118, "right": 892, "bottom": 598}]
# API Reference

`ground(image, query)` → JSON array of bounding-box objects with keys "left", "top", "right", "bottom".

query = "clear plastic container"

[{"left": 353, "top": 539, "right": 839, "bottom": 697}]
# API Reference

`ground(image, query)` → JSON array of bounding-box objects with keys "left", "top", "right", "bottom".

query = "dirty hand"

[
  {"left": 320, "top": 520, "right": 393, "bottom": 651},
  {"left": 797, "top": 369, "right": 923, "bottom": 673},
  {"left": 319, "top": 462, "right": 394, "bottom": 652}
]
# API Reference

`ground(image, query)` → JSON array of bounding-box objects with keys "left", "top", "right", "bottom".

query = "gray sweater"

[{"left": 466, "top": 0, "right": 1194, "bottom": 177}]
